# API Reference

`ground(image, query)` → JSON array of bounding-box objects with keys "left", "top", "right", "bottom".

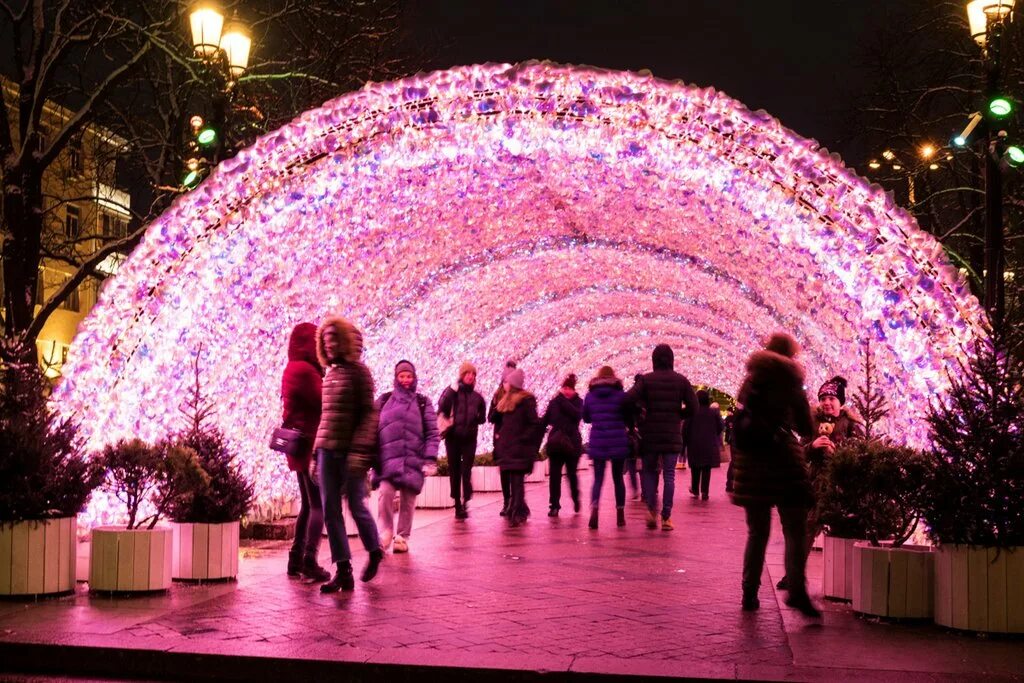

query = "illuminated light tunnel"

[{"left": 54, "top": 62, "right": 988, "bottom": 524}]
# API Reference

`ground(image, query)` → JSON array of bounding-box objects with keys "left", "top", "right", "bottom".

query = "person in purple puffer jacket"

[{"left": 583, "top": 366, "right": 633, "bottom": 530}]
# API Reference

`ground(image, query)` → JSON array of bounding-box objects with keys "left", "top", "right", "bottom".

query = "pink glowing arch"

[{"left": 55, "top": 62, "right": 987, "bottom": 523}]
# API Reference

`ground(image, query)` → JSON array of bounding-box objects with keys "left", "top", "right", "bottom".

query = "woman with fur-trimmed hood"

[
  {"left": 493, "top": 368, "right": 543, "bottom": 527},
  {"left": 314, "top": 316, "right": 383, "bottom": 594},
  {"left": 730, "top": 332, "right": 820, "bottom": 618}
]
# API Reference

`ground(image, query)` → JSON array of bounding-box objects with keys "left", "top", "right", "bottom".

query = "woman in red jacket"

[{"left": 281, "top": 323, "right": 330, "bottom": 581}]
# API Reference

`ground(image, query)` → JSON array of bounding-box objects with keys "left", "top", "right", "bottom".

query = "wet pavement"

[{"left": 1, "top": 466, "right": 1022, "bottom": 681}]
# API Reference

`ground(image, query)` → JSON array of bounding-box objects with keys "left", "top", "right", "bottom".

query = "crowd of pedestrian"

[{"left": 278, "top": 317, "right": 861, "bottom": 618}]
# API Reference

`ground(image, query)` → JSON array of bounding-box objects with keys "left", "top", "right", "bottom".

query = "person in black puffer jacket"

[
  {"left": 627, "top": 344, "right": 698, "bottom": 531},
  {"left": 730, "top": 332, "right": 820, "bottom": 618},
  {"left": 683, "top": 390, "right": 724, "bottom": 501},
  {"left": 437, "top": 362, "right": 486, "bottom": 519},
  {"left": 542, "top": 373, "right": 583, "bottom": 516},
  {"left": 493, "top": 368, "right": 543, "bottom": 527}
]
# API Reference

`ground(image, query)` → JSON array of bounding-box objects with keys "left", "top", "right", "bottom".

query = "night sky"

[{"left": 408, "top": 0, "right": 904, "bottom": 161}]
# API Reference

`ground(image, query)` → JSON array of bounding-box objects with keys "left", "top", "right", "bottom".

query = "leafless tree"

[{"left": 1, "top": 0, "right": 424, "bottom": 361}]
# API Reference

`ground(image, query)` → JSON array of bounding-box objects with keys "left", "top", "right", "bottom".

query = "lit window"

[
  {"left": 68, "top": 135, "right": 84, "bottom": 176},
  {"left": 65, "top": 205, "right": 81, "bottom": 239}
]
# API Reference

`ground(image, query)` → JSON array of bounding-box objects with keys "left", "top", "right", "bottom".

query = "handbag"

[{"left": 269, "top": 426, "right": 307, "bottom": 457}]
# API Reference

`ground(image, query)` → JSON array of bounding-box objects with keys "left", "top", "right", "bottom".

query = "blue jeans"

[
  {"left": 290, "top": 470, "right": 323, "bottom": 561},
  {"left": 346, "top": 472, "right": 380, "bottom": 552},
  {"left": 591, "top": 459, "right": 626, "bottom": 508},
  {"left": 641, "top": 452, "right": 679, "bottom": 519},
  {"left": 317, "top": 448, "right": 351, "bottom": 564}
]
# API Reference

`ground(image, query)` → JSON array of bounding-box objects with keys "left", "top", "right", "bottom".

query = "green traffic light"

[
  {"left": 182, "top": 170, "right": 201, "bottom": 187},
  {"left": 989, "top": 97, "right": 1013, "bottom": 118},
  {"left": 1007, "top": 145, "right": 1024, "bottom": 166},
  {"left": 197, "top": 127, "right": 218, "bottom": 146}
]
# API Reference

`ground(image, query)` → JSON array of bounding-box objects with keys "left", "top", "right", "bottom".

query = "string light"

[{"left": 51, "top": 63, "right": 987, "bottom": 526}]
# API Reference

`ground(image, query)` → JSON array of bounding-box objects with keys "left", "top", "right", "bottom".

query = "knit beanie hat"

[
  {"left": 817, "top": 376, "right": 848, "bottom": 405},
  {"left": 562, "top": 373, "right": 577, "bottom": 389},
  {"left": 458, "top": 361, "right": 477, "bottom": 380},
  {"left": 596, "top": 365, "right": 617, "bottom": 380},
  {"left": 500, "top": 359, "right": 518, "bottom": 384},
  {"left": 765, "top": 332, "right": 799, "bottom": 358},
  {"left": 506, "top": 368, "right": 525, "bottom": 390},
  {"left": 395, "top": 360, "right": 416, "bottom": 377}
]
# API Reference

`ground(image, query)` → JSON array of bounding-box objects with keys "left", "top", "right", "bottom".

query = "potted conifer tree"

[
  {"left": 921, "top": 329, "right": 1024, "bottom": 633},
  {"left": 0, "top": 342, "right": 104, "bottom": 597},
  {"left": 168, "top": 353, "right": 253, "bottom": 581}
]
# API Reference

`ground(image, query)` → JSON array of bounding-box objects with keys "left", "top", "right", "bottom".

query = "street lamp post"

[
  {"left": 967, "top": 0, "right": 1015, "bottom": 329},
  {"left": 187, "top": 4, "right": 252, "bottom": 169}
]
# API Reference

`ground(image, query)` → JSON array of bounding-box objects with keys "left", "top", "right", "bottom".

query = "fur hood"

[
  {"left": 497, "top": 387, "right": 535, "bottom": 413},
  {"left": 287, "top": 322, "right": 321, "bottom": 369},
  {"left": 316, "top": 316, "right": 362, "bottom": 367},
  {"left": 744, "top": 349, "right": 805, "bottom": 390},
  {"left": 588, "top": 375, "right": 624, "bottom": 391}
]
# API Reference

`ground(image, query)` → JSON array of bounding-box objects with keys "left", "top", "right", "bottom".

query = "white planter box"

[
  {"left": 471, "top": 466, "right": 502, "bottom": 492},
  {"left": 852, "top": 542, "right": 934, "bottom": 619},
  {"left": 823, "top": 535, "right": 861, "bottom": 601},
  {"left": 415, "top": 476, "right": 454, "bottom": 509},
  {"left": 0, "top": 517, "right": 77, "bottom": 597},
  {"left": 934, "top": 545, "right": 1024, "bottom": 633},
  {"left": 172, "top": 521, "right": 240, "bottom": 581},
  {"left": 89, "top": 526, "right": 173, "bottom": 592}
]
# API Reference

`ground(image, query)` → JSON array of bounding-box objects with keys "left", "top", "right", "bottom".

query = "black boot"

[
  {"left": 361, "top": 549, "right": 384, "bottom": 582},
  {"left": 589, "top": 508, "right": 599, "bottom": 529},
  {"left": 572, "top": 494, "right": 581, "bottom": 513},
  {"left": 287, "top": 550, "right": 302, "bottom": 577},
  {"left": 616, "top": 507, "right": 626, "bottom": 527},
  {"left": 548, "top": 506, "right": 559, "bottom": 517},
  {"left": 455, "top": 502, "right": 467, "bottom": 519},
  {"left": 499, "top": 500, "right": 509, "bottom": 517},
  {"left": 742, "top": 589, "right": 760, "bottom": 611},
  {"left": 785, "top": 590, "right": 822, "bottom": 618},
  {"left": 301, "top": 556, "right": 331, "bottom": 582},
  {"left": 320, "top": 561, "right": 355, "bottom": 593}
]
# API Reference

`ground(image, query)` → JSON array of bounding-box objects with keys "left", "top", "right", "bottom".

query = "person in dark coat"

[
  {"left": 776, "top": 376, "right": 866, "bottom": 589},
  {"left": 730, "top": 332, "right": 820, "bottom": 618},
  {"left": 623, "top": 373, "right": 644, "bottom": 500},
  {"left": 542, "top": 373, "right": 583, "bottom": 516},
  {"left": 493, "top": 368, "right": 543, "bottom": 527},
  {"left": 374, "top": 360, "right": 440, "bottom": 554},
  {"left": 488, "top": 359, "right": 519, "bottom": 516},
  {"left": 684, "top": 390, "right": 724, "bottom": 501},
  {"left": 280, "top": 323, "right": 329, "bottom": 581},
  {"left": 583, "top": 366, "right": 632, "bottom": 529},
  {"left": 314, "top": 316, "right": 381, "bottom": 593},
  {"left": 627, "top": 344, "right": 698, "bottom": 531},
  {"left": 437, "top": 361, "right": 486, "bottom": 519}
]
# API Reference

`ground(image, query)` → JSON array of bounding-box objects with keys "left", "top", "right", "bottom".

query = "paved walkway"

[{"left": 1, "top": 467, "right": 1022, "bottom": 682}]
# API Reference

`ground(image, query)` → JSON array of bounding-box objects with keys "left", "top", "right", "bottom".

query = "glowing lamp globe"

[
  {"left": 220, "top": 22, "right": 252, "bottom": 77},
  {"left": 968, "top": 0, "right": 1016, "bottom": 47},
  {"left": 189, "top": 6, "right": 224, "bottom": 57}
]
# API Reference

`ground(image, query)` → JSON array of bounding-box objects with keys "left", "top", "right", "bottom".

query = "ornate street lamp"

[
  {"left": 220, "top": 21, "right": 253, "bottom": 78},
  {"left": 968, "top": 0, "right": 1015, "bottom": 48},
  {"left": 189, "top": 5, "right": 224, "bottom": 58}
]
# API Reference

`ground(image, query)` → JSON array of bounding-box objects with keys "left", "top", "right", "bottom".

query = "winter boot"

[
  {"left": 589, "top": 508, "right": 599, "bottom": 529},
  {"left": 301, "top": 556, "right": 331, "bottom": 582},
  {"left": 785, "top": 590, "right": 822, "bottom": 618},
  {"left": 287, "top": 550, "right": 302, "bottom": 577},
  {"left": 548, "top": 506, "right": 559, "bottom": 517},
  {"left": 616, "top": 507, "right": 626, "bottom": 527},
  {"left": 742, "top": 588, "right": 760, "bottom": 611},
  {"left": 361, "top": 548, "right": 384, "bottom": 582},
  {"left": 645, "top": 508, "right": 658, "bottom": 529},
  {"left": 320, "top": 561, "right": 354, "bottom": 593}
]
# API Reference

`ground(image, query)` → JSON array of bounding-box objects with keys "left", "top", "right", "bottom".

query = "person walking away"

[
  {"left": 730, "top": 332, "right": 821, "bottom": 618},
  {"left": 493, "top": 368, "right": 543, "bottom": 527},
  {"left": 542, "top": 373, "right": 583, "bottom": 516},
  {"left": 628, "top": 344, "right": 698, "bottom": 531},
  {"left": 280, "top": 323, "right": 330, "bottom": 582},
  {"left": 437, "top": 362, "right": 486, "bottom": 519},
  {"left": 776, "top": 376, "right": 865, "bottom": 589},
  {"left": 583, "top": 366, "right": 632, "bottom": 528},
  {"left": 314, "top": 316, "right": 379, "bottom": 593},
  {"left": 684, "top": 390, "right": 724, "bottom": 501},
  {"left": 723, "top": 408, "right": 736, "bottom": 493},
  {"left": 624, "top": 373, "right": 644, "bottom": 500},
  {"left": 488, "top": 359, "right": 519, "bottom": 516},
  {"left": 374, "top": 360, "right": 439, "bottom": 554}
]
